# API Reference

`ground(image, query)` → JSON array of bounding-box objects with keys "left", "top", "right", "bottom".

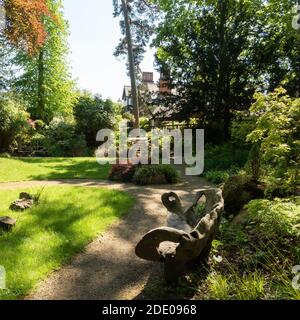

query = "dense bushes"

[
  {"left": 247, "top": 88, "right": 300, "bottom": 195},
  {"left": 139, "top": 117, "right": 151, "bottom": 131},
  {"left": 134, "top": 164, "right": 180, "bottom": 185},
  {"left": 109, "top": 163, "right": 180, "bottom": 185},
  {"left": 203, "top": 89, "right": 299, "bottom": 199},
  {"left": 197, "top": 197, "right": 300, "bottom": 300},
  {"left": 204, "top": 144, "right": 249, "bottom": 172},
  {"left": 74, "top": 94, "right": 115, "bottom": 148},
  {"left": 0, "top": 92, "right": 121, "bottom": 156},
  {"left": 43, "top": 118, "right": 88, "bottom": 157},
  {"left": 203, "top": 170, "right": 230, "bottom": 184},
  {"left": 202, "top": 144, "right": 249, "bottom": 184},
  {"left": 222, "top": 175, "right": 264, "bottom": 216},
  {"left": 0, "top": 94, "right": 30, "bottom": 152},
  {"left": 246, "top": 198, "right": 300, "bottom": 243}
]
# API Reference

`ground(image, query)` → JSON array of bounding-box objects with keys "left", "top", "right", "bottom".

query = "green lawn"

[
  {"left": 0, "top": 157, "right": 110, "bottom": 182},
  {"left": 0, "top": 186, "right": 134, "bottom": 300}
]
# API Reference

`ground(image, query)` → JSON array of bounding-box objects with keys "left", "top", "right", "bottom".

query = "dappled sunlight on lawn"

[{"left": 0, "top": 186, "right": 134, "bottom": 299}]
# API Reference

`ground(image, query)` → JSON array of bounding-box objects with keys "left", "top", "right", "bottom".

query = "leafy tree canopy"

[
  {"left": 151, "top": 0, "right": 300, "bottom": 140},
  {"left": 3, "top": 0, "right": 55, "bottom": 55}
]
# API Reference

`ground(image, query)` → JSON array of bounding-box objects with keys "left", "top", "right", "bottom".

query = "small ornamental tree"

[{"left": 247, "top": 88, "right": 300, "bottom": 195}]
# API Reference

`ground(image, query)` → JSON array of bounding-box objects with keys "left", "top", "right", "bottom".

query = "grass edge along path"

[{"left": 0, "top": 186, "right": 134, "bottom": 300}]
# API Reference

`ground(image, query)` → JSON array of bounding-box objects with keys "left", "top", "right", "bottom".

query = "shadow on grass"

[
  {"left": 0, "top": 188, "right": 133, "bottom": 300},
  {"left": 17, "top": 157, "right": 110, "bottom": 180}
]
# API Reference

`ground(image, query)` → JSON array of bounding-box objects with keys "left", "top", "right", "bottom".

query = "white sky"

[{"left": 64, "top": 0, "right": 159, "bottom": 102}]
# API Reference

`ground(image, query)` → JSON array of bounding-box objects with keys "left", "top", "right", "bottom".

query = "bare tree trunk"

[
  {"left": 121, "top": 0, "right": 140, "bottom": 129},
  {"left": 37, "top": 49, "right": 46, "bottom": 122}
]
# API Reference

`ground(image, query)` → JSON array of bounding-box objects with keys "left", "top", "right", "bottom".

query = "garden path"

[{"left": 0, "top": 167, "right": 212, "bottom": 300}]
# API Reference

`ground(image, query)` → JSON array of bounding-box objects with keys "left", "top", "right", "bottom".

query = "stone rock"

[
  {"left": 0, "top": 216, "right": 16, "bottom": 232},
  {"left": 10, "top": 199, "right": 34, "bottom": 211},
  {"left": 222, "top": 175, "right": 264, "bottom": 217},
  {"left": 19, "top": 192, "right": 33, "bottom": 200},
  {"left": 231, "top": 209, "right": 249, "bottom": 226}
]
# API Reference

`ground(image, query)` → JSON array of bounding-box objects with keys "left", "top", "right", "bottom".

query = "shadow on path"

[{"left": 0, "top": 166, "right": 213, "bottom": 300}]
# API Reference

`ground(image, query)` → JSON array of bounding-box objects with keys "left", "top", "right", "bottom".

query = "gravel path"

[{"left": 0, "top": 169, "right": 212, "bottom": 300}]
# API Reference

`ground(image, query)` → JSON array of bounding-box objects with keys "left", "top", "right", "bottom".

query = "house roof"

[
  {"left": 145, "top": 82, "right": 159, "bottom": 93},
  {"left": 122, "top": 85, "right": 132, "bottom": 100},
  {"left": 122, "top": 82, "right": 159, "bottom": 100},
  {"left": 152, "top": 105, "right": 179, "bottom": 121}
]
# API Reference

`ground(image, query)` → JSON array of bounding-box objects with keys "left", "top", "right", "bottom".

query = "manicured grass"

[
  {"left": 0, "top": 186, "right": 134, "bottom": 300},
  {"left": 0, "top": 157, "right": 110, "bottom": 182}
]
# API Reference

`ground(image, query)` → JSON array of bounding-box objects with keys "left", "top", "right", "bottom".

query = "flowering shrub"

[{"left": 109, "top": 164, "right": 138, "bottom": 183}]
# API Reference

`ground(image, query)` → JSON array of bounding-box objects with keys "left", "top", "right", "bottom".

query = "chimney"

[{"left": 142, "top": 72, "right": 154, "bottom": 83}]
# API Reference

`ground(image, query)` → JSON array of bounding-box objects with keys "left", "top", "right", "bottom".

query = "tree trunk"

[
  {"left": 121, "top": 0, "right": 140, "bottom": 129},
  {"left": 217, "top": 0, "right": 231, "bottom": 141},
  {"left": 223, "top": 103, "right": 231, "bottom": 141},
  {"left": 37, "top": 49, "right": 46, "bottom": 121}
]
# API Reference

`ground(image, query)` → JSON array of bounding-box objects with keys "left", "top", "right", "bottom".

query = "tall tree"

[
  {"left": 0, "top": 34, "right": 15, "bottom": 91},
  {"left": 2, "top": 0, "right": 53, "bottom": 55},
  {"left": 113, "top": 0, "right": 158, "bottom": 128},
  {"left": 152, "top": 0, "right": 299, "bottom": 140},
  {"left": 13, "top": 0, "right": 75, "bottom": 122},
  {"left": 120, "top": 0, "right": 139, "bottom": 128}
]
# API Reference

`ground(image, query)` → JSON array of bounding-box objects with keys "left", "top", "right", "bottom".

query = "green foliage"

[
  {"left": 0, "top": 186, "right": 134, "bottom": 299},
  {"left": 246, "top": 143, "right": 261, "bottom": 182},
  {"left": 206, "top": 271, "right": 265, "bottom": 300},
  {"left": 74, "top": 93, "right": 115, "bottom": 148},
  {"left": 113, "top": 0, "right": 158, "bottom": 68},
  {"left": 44, "top": 117, "right": 88, "bottom": 157},
  {"left": 235, "top": 272, "right": 266, "bottom": 300},
  {"left": 0, "top": 152, "right": 11, "bottom": 158},
  {"left": 13, "top": 0, "right": 76, "bottom": 123},
  {"left": 174, "top": 196, "right": 300, "bottom": 300},
  {"left": 209, "top": 197, "right": 300, "bottom": 300},
  {"left": 247, "top": 88, "right": 300, "bottom": 194},
  {"left": 0, "top": 94, "right": 29, "bottom": 152},
  {"left": 133, "top": 164, "right": 180, "bottom": 185},
  {"left": 222, "top": 175, "right": 265, "bottom": 217},
  {"left": 0, "top": 35, "right": 15, "bottom": 92},
  {"left": 246, "top": 198, "right": 300, "bottom": 241},
  {"left": 204, "top": 170, "right": 230, "bottom": 184},
  {"left": 195, "top": 202, "right": 206, "bottom": 218},
  {"left": 231, "top": 111, "right": 256, "bottom": 147},
  {"left": 139, "top": 117, "right": 151, "bottom": 131},
  {"left": 206, "top": 273, "right": 231, "bottom": 300},
  {"left": 152, "top": 0, "right": 300, "bottom": 140},
  {"left": 204, "top": 144, "right": 249, "bottom": 172}
]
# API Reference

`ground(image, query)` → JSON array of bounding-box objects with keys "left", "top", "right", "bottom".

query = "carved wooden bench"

[{"left": 135, "top": 188, "right": 224, "bottom": 283}]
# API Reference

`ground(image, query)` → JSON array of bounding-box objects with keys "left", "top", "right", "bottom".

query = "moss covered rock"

[{"left": 222, "top": 175, "right": 264, "bottom": 217}]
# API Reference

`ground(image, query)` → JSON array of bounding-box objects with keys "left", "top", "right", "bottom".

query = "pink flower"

[{"left": 28, "top": 119, "right": 36, "bottom": 129}]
